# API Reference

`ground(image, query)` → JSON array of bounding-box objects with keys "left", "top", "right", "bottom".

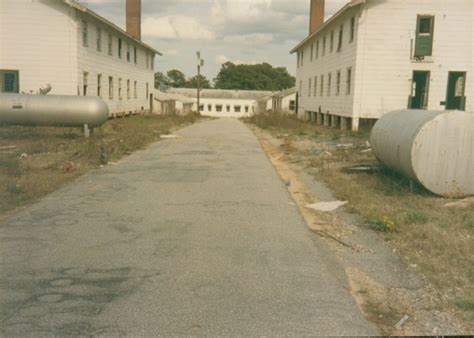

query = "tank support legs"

[{"left": 84, "top": 124, "right": 90, "bottom": 138}]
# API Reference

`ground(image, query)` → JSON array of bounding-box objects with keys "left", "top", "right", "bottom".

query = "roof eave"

[
  {"left": 290, "top": 0, "right": 365, "bottom": 54},
  {"left": 64, "top": 0, "right": 162, "bottom": 56}
]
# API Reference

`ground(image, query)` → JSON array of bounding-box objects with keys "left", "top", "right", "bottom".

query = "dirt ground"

[
  {"left": 0, "top": 114, "right": 201, "bottom": 216},
  {"left": 245, "top": 113, "right": 474, "bottom": 335}
]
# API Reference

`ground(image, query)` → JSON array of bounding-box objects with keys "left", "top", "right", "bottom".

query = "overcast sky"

[{"left": 82, "top": 0, "right": 348, "bottom": 80}]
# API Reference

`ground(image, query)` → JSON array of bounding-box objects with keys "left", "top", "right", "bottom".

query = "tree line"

[{"left": 155, "top": 62, "right": 295, "bottom": 91}]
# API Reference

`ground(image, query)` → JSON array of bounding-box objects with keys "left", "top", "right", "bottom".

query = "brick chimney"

[
  {"left": 309, "top": 0, "right": 325, "bottom": 35},
  {"left": 126, "top": 0, "right": 141, "bottom": 40}
]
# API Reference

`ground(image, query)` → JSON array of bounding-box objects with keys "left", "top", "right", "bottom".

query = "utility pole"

[{"left": 196, "top": 51, "right": 204, "bottom": 114}]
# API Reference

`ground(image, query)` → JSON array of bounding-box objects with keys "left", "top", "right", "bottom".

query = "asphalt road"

[{"left": 0, "top": 118, "right": 376, "bottom": 336}]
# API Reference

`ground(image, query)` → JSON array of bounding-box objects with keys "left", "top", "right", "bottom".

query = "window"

[
  {"left": 297, "top": 53, "right": 300, "bottom": 68},
  {"left": 127, "top": 79, "right": 130, "bottom": 99},
  {"left": 216, "top": 105, "right": 223, "bottom": 112},
  {"left": 316, "top": 41, "right": 319, "bottom": 59},
  {"left": 83, "top": 72, "right": 88, "bottom": 96},
  {"left": 310, "top": 43, "right": 314, "bottom": 61},
  {"left": 118, "top": 38, "right": 122, "bottom": 58},
  {"left": 0, "top": 70, "right": 19, "bottom": 93},
  {"left": 96, "top": 28, "right": 102, "bottom": 51},
  {"left": 330, "top": 31, "right": 334, "bottom": 52},
  {"left": 314, "top": 76, "right": 317, "bottom": 97},
  {"left": 199, "top": 104, "right": 204, "bottom": 112},
  {"left": 300, "top": 51, "right": 304, "bottom": 66},
  {"left": 108, "top": 34, "right": 113, "bottom": 55},
  {"left": 308, "top": 78, "right": 312, "bottom": 97},
  {"left": 226, "top": 105, "right": 231, "bottom": 112},
  {"left": 320, "top": 75, "right": 324, "bottom": 96},
  {"left": 134, "top": 47, "right": 137, "bottom": 64},
  {"left": 336, "top": 71, "right": 341, "bottom": 95},
  {"left": 415, "top": 15, "right": 434, "bottom": 57},
  {"left": 245, "top": 106, "right": 249, "bottom": 113},
  {"left": 146, "top": 82, "right": 149, "bottom": 99},
  {"left": 82, "top": 20, "right": 88, "bottom": 47},
  {"left": 118, "top": 78, "right": 122, "bottom": 99},
  {"left": 234, "top": 105, "right": 241, "bottom": 113},
  {"left": 109, "top": 76, "right": 113, "bottom": 99},
  {"left": 322, "top": 36, "right": 326, "bottom": 56},
  {"left": 134, "top": 81, "right": 137, "bottom": 99},
  {"left": 337, "top": 24, "right": 343, "bottom": 52},
  {"left": 350, "top": 17, "right": 355, "bottom": 42},
  {"left": 289, "top": 100, "right": 295, "bottom": 111},
  {"left": 207, "top": 104, "right": 212, "bottom": 111},
  {"left": 299, "top": 80, "right": 302, "bottom": 95},
  {"left": 146, "top": 53, "right": 149, "bottom": 69},
  {"left": 127, "top": 43, "right": 131, "bottom": 62},
  {"left": 151, "top": 56, "right": 154, "bottom": 70},
  {"left": 97, "top": 74, "right": 102, "bottom": 97},
  {"left": 327, "top": 73, "right": 332, "bottom": 96},
  {"left": 346, "top": 67, "right": 352, "bottom": 95}
]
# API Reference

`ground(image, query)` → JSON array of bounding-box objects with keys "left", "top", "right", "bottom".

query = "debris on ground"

[
  {"left": 0, "top": 145, "right": 17, "bottom": 151},
  {"left": 305, "top": 200, "right": 348, "bottom": 212},
  {"left": 394, "top": 315, "right": 410, "bottom": 330},
  {"left": 343, "top": 165, "right": 379, "bottom": 174},
  {"left": 336, "top": 143, "right": 355, "bottom": 149},
  {"left": 360, "top": 148, "right": 372, "bottom": 153},
  {"left": 160, "top": 134, "right": 181, "bottom": 139},
  {"left": 444, "top": 197, "right": 474, "bottom": 209},
  {"left": 19, "top": 153, "right": 28, "bottom": 159}
]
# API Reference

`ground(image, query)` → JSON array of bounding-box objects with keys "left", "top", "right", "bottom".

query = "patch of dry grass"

[
  {"left": 0, "top": 114, "right": 199, "bottom": 214},
  {"left": 247, "top": 113, "right": 474, "bottom": 325}
]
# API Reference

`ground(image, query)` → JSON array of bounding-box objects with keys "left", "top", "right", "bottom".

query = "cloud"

[
  {"left": 142, "top": 15, "right": 215, "bottom": 40},
  {"left": 215, "top": 54, "right": 258, "bottom": 66},
  {"left": 223, "top": 33, "right": 274, "bottom": 45}
]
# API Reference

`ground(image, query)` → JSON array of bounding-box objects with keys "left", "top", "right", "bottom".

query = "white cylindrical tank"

[
  {"left": 370, "top": 110, "right": 474, "bottom": 197},
  {"left": 0, "top": 93, "right": 109, "bottom": 128}
]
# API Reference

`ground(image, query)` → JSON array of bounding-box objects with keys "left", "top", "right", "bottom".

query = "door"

[
  {"left": 409, "top": 71, "right": 430, "bottom": 109},
  {"left": 446, "top": 72, "right": 466, "bottom": 110}
]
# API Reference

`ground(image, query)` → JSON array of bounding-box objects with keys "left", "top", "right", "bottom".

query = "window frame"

[
  {"left": 96, "top": 27, "right": 102, "bottom": 52},
  {"left": 0, "top": 70, "right": 20, "bottom": 93}
]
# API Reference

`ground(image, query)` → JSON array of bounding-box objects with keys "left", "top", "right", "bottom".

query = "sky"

[{"left": 82, "top": 0, "right": 348, "bottom": 81}]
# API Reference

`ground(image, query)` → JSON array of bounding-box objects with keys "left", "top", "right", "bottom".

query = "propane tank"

[
  {"left": 370, "top": 110, "right": 474, "bottom": 197},
  {"left": 0, "top": 93, "right": 109, "bottom": 128}
]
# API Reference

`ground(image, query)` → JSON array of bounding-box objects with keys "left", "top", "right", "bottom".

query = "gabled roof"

[
  {"left": 63, "top": 0, "right": 162, "bottom": 55},
  {"left": 168, "top": 88, "right": 274, "bottom": 100},
  {"left": 154, "top": 90, "right": 195, "bottom": 104},
  {"left": 290, "top": 0, "right": 364, "bottom": 53}
]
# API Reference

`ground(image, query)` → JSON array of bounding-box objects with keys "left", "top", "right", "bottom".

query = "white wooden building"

[
  {"left": 292, "top": 0, "right": 473, "bottom": 130},
  {"left": 272, "top": 87, "right": 296, "bottom": 114},
  {"left": 168, "top": 88, "right": 273, "bottom": 118},
  {"left": 0, "top": 0, "right": 161, "bottom": 116}
]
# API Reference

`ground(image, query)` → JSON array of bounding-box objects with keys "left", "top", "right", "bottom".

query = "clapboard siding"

[
  {"left": 295, "top": 6, "right": 360, "bottom": 119},
  {"left": 0, "top": 0, "right": 157, "bottom": 115},
  {"left": 355, "top": 0, "right": 473, "bottom": 118},
  {"left": 76, "top": 11, "right": 154, "bottom": 114},
  {"left": 0, "top": 0, "right": 78, "bottom": 95},
  {"left": 294, "top": 0, "right": 473, "bottom": 122}
]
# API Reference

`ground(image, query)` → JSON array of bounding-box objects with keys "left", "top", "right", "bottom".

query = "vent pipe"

[{"left": 126, "top": 0, "right": 141, "bottom": 40}]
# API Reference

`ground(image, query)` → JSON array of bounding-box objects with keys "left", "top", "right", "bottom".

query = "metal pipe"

[
  {"left": 0, "top": 93, "right": 109, "bottom": 128},
  {"left": 370, "top": 110, "right": 474, "bottom": 197}
]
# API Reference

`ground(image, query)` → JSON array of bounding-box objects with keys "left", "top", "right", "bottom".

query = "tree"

[
  {"left": 214, "top": 62, "right": 295, "bottom": 91},
  {"left": 166, "top": 69, "right": 187, "bottom": 88},
  {"left": 154, "top": 72, "right": 169, "bottom": 89},
  {"left": 186, "top": 74, "right": 212, "bottom": 89}
]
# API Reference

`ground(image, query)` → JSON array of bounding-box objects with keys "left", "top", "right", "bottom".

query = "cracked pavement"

[{"left": 0, "top": 118, "right": 377, "bottom": 336}]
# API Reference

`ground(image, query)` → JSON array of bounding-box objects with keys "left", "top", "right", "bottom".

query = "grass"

[
  {"left": 0, "top": 114, "right": 199, "bottom": 215},
  {"left": 246, "top": 112, "right": 474, "bottom": 324}
]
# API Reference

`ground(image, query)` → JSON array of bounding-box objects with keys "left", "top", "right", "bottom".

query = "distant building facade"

[
  {"left": 168, "top": 88, "right": 273, "bottom": 118},
  {"left": 0, "top": 0, "right": 161, "bottom": 116},
  {"left": 292, "top": 0, "right": 473, "bottom": 130}
]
